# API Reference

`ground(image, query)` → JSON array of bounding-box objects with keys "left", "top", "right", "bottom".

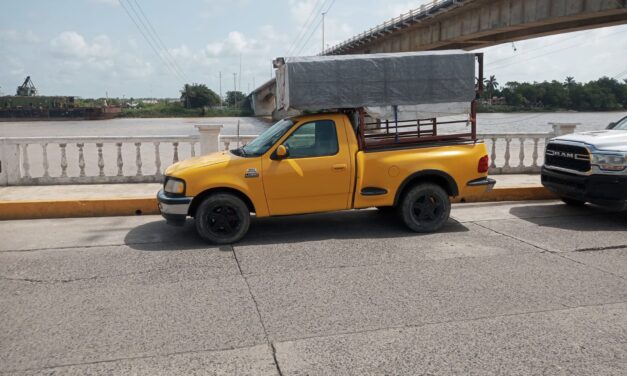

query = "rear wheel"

[
  {"left": 561, "top": 197, "right": 586, "bottom": 206},
  {"left": 398, "top": 183, "right": 451, "bottom": 233},
  {"left": 195, "top": 193, "right": 250, "bottom": 244}
]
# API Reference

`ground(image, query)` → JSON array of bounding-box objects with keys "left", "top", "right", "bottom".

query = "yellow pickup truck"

[{"left": 157, "top": 110, "right": 494, "bottom": 244}]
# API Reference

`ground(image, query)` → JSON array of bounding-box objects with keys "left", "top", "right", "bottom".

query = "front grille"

[{"left": 545, "top": 142, "right": 590, "bottom": 172}]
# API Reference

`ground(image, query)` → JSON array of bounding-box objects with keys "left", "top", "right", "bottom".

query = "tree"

[
  {"left": 564, "top": 76, "right": 575, "bottom": 88},
  {"left": 483, "top": 75, "right": 499, "bottom": 104},
  {"left": 225, "top": 91, "right": 247, "bottom": 107},
  {"left": 180, "top": 84, "right": 220, "bottom": 108}
]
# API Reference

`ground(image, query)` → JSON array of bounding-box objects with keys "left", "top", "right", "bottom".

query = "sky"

[{"left": 1, "top": 0, "right": 626, "bottom": 99}]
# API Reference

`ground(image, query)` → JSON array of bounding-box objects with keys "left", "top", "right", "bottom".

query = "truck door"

[{"left": 262, "top": 118, "right": 352, "bottom": 215}]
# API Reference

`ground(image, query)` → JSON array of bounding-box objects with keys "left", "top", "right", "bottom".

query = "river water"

[{"left": 1, "top": 112, "right": 626, "bottom": 138}]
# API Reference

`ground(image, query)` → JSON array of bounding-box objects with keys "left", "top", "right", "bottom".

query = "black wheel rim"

[
  {"left": 204, "top": 204, "right": 241, "bottom": 237},
  {"left": 411, "top": 194, "right": 444, "bottom": 224}
]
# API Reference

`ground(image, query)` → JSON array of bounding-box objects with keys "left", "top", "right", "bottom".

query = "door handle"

[{"left": 332, "top": 164, "right": 347, "bottom": 170}]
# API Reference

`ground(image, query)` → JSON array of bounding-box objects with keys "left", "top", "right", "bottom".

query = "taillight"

[{"left": 478, "top": 155, "right": 489, "bottom": 173}]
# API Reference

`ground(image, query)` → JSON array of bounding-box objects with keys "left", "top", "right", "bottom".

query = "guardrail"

[
  {"left": 0, "top": 123, "right": 576, "bottom": 186},
  {"left": 322, "top": 0, "right": 462, "bottom": 55},
  {"left": 0, "top": 133, "right": 257, "bottom": 186}
]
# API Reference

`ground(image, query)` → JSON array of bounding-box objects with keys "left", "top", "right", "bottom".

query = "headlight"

[
  {"left": 591, "top": 153, "right": 627, "bottom": 171},
  {"left": 164, "top": 177, "right": 186, "bottom": 194}
]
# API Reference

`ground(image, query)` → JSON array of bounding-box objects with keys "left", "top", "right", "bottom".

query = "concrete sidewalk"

[{"left": 0, "top": 174, "right": 553, "bottom": 220}]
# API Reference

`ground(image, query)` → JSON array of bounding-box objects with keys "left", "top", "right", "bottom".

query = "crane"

[{"left": 16, "top": 76, "right": 38, "bottom": 96}]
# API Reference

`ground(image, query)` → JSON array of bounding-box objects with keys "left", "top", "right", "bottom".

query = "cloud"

[
  {"left": 48, "top": 31, "right": 152, "bottom": 80},
  {"left": 50, "top": 32, "right": 115, "bottom": 59},
  {"left": 0, "top": 29, "right": 41, "bottom": 43}
]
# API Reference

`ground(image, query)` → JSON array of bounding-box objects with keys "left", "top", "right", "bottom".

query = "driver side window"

[{"left": 283, "top": 120, "right": 338, "bottom": 158}]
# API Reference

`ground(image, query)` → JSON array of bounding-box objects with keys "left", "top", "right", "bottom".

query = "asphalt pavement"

[{"left": 0, "top": 201, "right": 626, "bottom": 375}]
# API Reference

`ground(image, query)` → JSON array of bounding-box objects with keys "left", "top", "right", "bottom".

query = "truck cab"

[
  {"left": 541, "top": 116, "right": 627, "bottom": 209},
  {"left": 158, "top": 111, "right": 494, "bottom": 244}
]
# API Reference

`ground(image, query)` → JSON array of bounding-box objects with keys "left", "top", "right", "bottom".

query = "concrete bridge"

[{"left": 252, "top": 0, "right": 627, "bottom": 116}]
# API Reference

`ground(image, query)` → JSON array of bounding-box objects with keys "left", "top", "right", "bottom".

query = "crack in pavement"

[
  {"left": 0, "top": 265, "right": 216, "bottom": 285},
  {"left": 7, "top": 299, "right": 624, "bottom": 374},
  {"left": 473, "top": 222, "right": 627, "bottom": 282},
  {"left": 230, "top": 244, "right": 283, "bottom": 376}
]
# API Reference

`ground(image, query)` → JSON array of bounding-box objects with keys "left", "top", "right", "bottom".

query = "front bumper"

[
  {"left": 541, "top": 167, "right": 627, "bottom": 208},
  {"left": 157, "top": 189, "right": 192, "bottom": 225}
]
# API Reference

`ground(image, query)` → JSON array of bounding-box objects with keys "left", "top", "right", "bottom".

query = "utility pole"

[
  {"left": 239, "top": 54, "right": 242, "bottom": 92},
  {"left": 233, "top": 73, "right": 237, "bottom": 92},
  {"left": 219, "top": 71, "right": 223, "bottom": 106},
  {"left": 322, "top": 11, "right": 327, "bottom": 54}
]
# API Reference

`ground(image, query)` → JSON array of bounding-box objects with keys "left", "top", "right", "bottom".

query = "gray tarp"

[{"left": 275, "top": 50, "right": 476, "bottom": 111}]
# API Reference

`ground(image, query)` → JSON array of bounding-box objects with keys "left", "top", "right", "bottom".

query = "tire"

[
  {"left": 561, "top": 197, "right": 586, "bottom": 206},
  {"left": 398, "top": 183, "right": 451, "bottom": 233},
  {"left": 195, "top": 193, "right": 250, "bottom": 244}
]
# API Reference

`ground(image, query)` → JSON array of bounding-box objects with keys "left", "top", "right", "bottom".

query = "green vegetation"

[
  {"left": 180, "top": 83, "right": 221, "bottom": 108},
  {"left": 120, "top": 83, "right": 252, "bottom": 118},
  {"left": 480, "top": 76, "right": 627, "bottom": 112},
  {"left": 120, "top": 100, "right": 251, "bottom": 118}
]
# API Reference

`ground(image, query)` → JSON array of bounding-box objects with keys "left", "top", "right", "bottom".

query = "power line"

[
  {"left": 488, "top": 28, "right": 627, "bottom": 71},
  {"left": 285, "top": 0, "right": 325, "bottom": 57},
  {"left": 118, "top": 0, "right": 185, "bottom": 84},
  {"left": 118, "top": 0, "right": 185, "bottom": 83},
  {"left": 295, "top": 0, "right": 337, "bottom": 56},
  {"left": 124, "top": 0, "right": 187, "bottom": 82},
  {"left": 485, "top": 32, "right": 585, "bottom": 67},
  {"left": 131, "top": 0, "right": 189, "bottom": 82}
]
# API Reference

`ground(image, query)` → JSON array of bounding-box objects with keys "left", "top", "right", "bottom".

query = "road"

[{"left": 1, "top": 201, "right": 626, "bottom": 375}]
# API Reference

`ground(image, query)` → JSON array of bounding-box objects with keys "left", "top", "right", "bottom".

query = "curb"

[
  {"left": 0, "top": 186, "right": 556, "bottom": 220},
  {"left": 0, "top": 198, "right": 159, "bottom": 220},
  {"left": 452, "top": 186, "right": 557, "bottom": 203}
]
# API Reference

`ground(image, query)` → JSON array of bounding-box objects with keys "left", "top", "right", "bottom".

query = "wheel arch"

[
  {"left": 393, "top": 169, "right": 459, "bottom": 206},
  {"left": 188, "top": 187, "right": 256, "bottom": 217}
]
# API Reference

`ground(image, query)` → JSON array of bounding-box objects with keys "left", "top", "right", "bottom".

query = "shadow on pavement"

[
  {"left": 124, "top": 209, "right": 469, "bottom": 250},
  {"left": 509, "top": 203, "right": 627, "bottom": 231}
]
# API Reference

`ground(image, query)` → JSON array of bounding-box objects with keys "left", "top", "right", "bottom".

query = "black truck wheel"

[
  {"left": 561, "top": 197, "right": 586, "bottom": 206},
  {"left": 398, "top": 183, "right": 451, "bottom": 233},
  {"left": 195, "top": 193, "right": 250, "bottom": 244}
]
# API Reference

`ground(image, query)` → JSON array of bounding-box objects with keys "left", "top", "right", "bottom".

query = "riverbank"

[{"left": 120, "top": 103, "right": 250, "bottom": 118}]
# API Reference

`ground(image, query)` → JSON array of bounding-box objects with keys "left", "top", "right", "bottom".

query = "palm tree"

[{"left": 483, "top": 75, "right": 499, "bottom": 105}]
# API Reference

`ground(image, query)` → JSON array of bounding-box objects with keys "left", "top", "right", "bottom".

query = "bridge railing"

[
  {"left": 0, "top": 134, "right": 257, "bottom": 186},
  {"left": 0, "top": 123, "right": 576, "bottom": 186},
  {"left": 323, "top": 0, "right": 458, "bottom": 55}
]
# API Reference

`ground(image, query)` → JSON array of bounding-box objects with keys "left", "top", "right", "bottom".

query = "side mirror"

[
  {"left": 607, "top": 122, "right": 616, "bottom": 129},
  {"left": 275, "top": 144, "right": 289, "bottom": 159}
]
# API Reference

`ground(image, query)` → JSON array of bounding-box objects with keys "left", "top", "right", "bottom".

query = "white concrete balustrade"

[
  {"left": 0, "top": 130, "right": 257, "bottom": 186},
  {"left": 0, "top": 123, "right": 575, "bottom": 186}
]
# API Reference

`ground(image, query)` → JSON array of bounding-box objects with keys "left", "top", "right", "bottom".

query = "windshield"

[
  {"left": 237, "top": 119, "right": 294, "bottom": 157},
  {"left": 613, "top": 116, "right": 627, "bottom": 130}
]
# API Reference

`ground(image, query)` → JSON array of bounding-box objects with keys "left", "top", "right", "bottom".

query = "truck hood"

[
  {"left": 165, "top": 151, "right": 232, "bottom": 175},
  {"left": 554, "top": 130, "right": 627, "bottom": 152}
]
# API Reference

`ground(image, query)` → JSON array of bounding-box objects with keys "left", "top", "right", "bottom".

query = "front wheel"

[
  {"left": 398, "top": 183, "right": 451, "bottom": 233},
  {"left": 195, "top": 193, "right": 250, "bottom": 244}
]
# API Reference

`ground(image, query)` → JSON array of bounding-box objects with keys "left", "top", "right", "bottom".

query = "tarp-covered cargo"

[{"left": 274, "top": 50, "right": 476, "bottom": 112}]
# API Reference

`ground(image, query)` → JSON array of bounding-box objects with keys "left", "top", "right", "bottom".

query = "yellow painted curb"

[
  {"left": 0, "top": 197, "right": 159, "bottom": 220},
  {"left": 452, "top": 186, "right": 557, "bottom": 203},
  {"left": 0, "top": 186, "right": 556, "bottom": 220}
]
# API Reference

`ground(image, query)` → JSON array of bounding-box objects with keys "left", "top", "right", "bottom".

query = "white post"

[
  {"left": 550, "top": 123, "right": 579, "bottom": 137},
  {"left": 0, "top": 140, "right": 21, "bottom": 186},
  {"left": 195, "top": 124, "right": 223, "bottom": 154}
]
